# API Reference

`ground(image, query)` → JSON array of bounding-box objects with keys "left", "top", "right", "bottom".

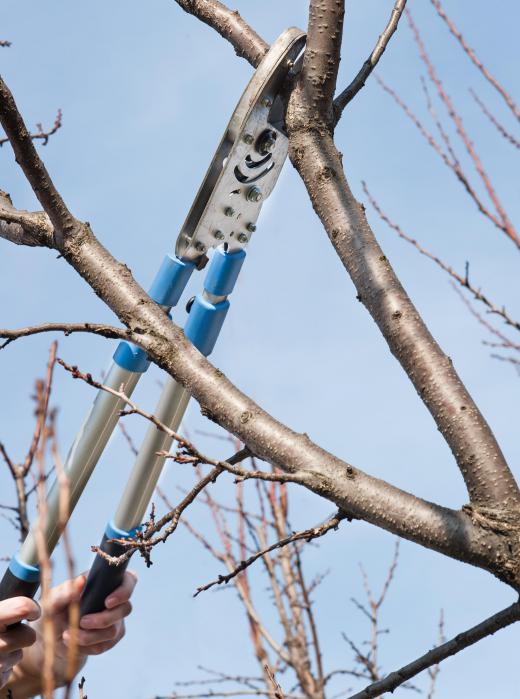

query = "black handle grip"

[
  {"left": 0, "top": 567, "right": 40, "bottom": 629},
  {"left": 0, "top": 567, "right": 39, "bottom": 604},
  {"left": 80, "top": 534, "right": 130, "bottom": 616}
]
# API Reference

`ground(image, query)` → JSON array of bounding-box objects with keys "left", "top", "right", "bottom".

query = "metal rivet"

[
  {"left": 247, "top": 187, "right": 262, "bottom": 203},
  {"left": 243, "top": 133, "right": 254, "bottom": 144},
  {"left": 195, "top": 241, "right": 206, "bottom": 253},
  {"left": 262, "top": 97, "right": 272, "bottom": 108},
  {"left": 246, "top": 222, "right": 256, "bottom": 233},
  {"left": 224, "top": 206, "right": 235, "bottom": 217},
  {"left": 237, "top": 232, "right": 248, "bottom": 244},
  {"left": 214, "top": 230, "right": 225, "bottom": 240}
]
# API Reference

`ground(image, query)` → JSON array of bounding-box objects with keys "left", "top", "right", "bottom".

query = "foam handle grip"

[{"left": 80, "top": 534, "right": 130, "bottom": 616}]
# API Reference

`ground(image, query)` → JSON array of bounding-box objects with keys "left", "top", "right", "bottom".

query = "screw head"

[
  {"left": 243, "top": 133, "right": 254, "bottom": 145},
  {"left": 257, "top": 129, "right": 277, "bottom": 155},
  {"left": 246, "top": 222, "right": 257, "bottom": 233},
  {"left": 224, "top": 206, "right": 235, "bottom": 217},
  {"left": 195, "top": 241, "right": 206, "bottom": 253},
  {"left": 247, "top": 186, "right": 263, "bottom": 203},
  {"left": 237, "top": 232, "right": 248, "bottom": 244},
  {"left": 214, "top": 230, "right": 225, "bottom": 240},
  {"left": 262, "top": 97, "right": 272, "bottom": 108}
]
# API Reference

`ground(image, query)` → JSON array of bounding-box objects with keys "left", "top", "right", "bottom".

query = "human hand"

[
  {"left": 0, "top": 596, "right": 40, "bottom": 689},
  {"left": 7, "top": 571, "right": 137, "bottom": 696}
]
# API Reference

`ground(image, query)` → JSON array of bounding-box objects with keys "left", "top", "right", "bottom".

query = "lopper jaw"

[{"left": 175, "top": 27, "right": 306, "bottom": 263}]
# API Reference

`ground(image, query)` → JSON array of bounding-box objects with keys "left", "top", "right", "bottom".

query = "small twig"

[
  {"left": 363, "top": 182, "right": 520, "bottom": 334},
  {"left": 0, "top": 322, "right": 130, "bottom": 349},
  {"left": 470, "top": 89, "right": 520, "bottom": 149},
  {"left": 0, "top": 109, "right": 62, "bottom": 147},
  {"left": 344, "top": 601, "right": 520, "bottom": 699},
  {"left": 334, "top": 0, "right": 407, "bottom": 120},
  {"left": 0, "top": 40, "right": 11, "bottom": 48},
  {"left": 264, "top": 665, "right": 285, "bottom": 699},
  {"left": 430, "top": 0, "right": 520, "bottom": 121},
  {"left": 194, "top": 511, "right": 346, "bottom": 596},
  {"left": 78, "top": 676, "right": 88, "bottom": 699}
]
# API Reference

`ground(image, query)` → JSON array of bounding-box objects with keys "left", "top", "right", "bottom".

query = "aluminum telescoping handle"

[
  {"left": 80, "top": 247, "right": 245, "bottom": 614},
  {"left": 0, "top": 255, "right": 195, "bottom": 603}
]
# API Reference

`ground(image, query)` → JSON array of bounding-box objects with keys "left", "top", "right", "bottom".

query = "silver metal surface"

[
  {"left": 20, "top": 362, "right": 140, "bottom": 566},
  {"left": 175, "top": 27, "right": 305, "bottom": 261},
  {"left": 114, "top": 378, "right": 190, "bottom": 531}
]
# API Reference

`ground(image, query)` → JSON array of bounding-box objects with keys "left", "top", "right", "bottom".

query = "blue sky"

[{"left": 1, "top": 1, "right": 519, "bottom": 697}]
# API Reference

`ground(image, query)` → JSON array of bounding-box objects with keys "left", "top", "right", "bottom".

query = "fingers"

[
  {"left": 46, "top": 574, "right": 86, "bottom": 615},
  {"left": 104, "top": 570, "right": 137, "bottom": 610},
  {"left": 0, "top": 623, "right": 36, "bottom": 652},
  {"left": 0, "top": 649, "right": 23, "bottom": 688},
  {"left": 80, "top": 601, "right": 132, "bottom": 630},
  {"left": 63, "top": 620, "right": 125, "bottom": 656},
  {"left": 0, "top": 597, "right": 40, "bottom": 630}
]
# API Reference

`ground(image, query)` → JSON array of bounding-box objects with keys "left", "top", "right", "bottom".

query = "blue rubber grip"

[
  {"left": 185, "top": 297, "right": 230, "bottom": 357},
  {"left": 204, "top": 248, "right": 245, "bottom": 296}
]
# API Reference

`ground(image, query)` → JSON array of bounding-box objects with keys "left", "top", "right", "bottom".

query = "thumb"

[{"left": 44, "top": 574, "right": 87, "bottom": 615}]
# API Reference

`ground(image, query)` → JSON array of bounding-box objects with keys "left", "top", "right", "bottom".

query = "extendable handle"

[{"left": 80, "top": 249, "right": 246, "bottom": 613}]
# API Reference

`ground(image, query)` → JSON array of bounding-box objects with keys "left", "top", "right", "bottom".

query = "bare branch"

[
  {"left": 430, "top": 0, "right": 520, "bottom": 121},
  {"left": 470, "top": 89, "right": 520, "bottom": 149},
  {"left": 0, "top": 190, "right": 55, "bottom": 247},
  {"left": 362, "top": 182, "right": 520, "bottom": 334},
  {"left": 334, "top": 0, "right": 407, "bottom": 120},
  {"left": 406, "top": 9, "right": 519, "bottom": 248},
  {"left": 0, "top": 40, "right": 11, "bottom": 48},
  {"left": 345, "top": 600, "right": 520, "bottom": 699},
  {"left": 194, "top": 511, "right": 346, "bottom": 595},
  {"left": 0, "top": 109, "right": 62, "bottom": 147},
  {"left": 0, "top": 322, "right": 130, "bottom": 350},
  {"left": 173, "top": 0, "right": 268, "bottom": 67},
  {"left": 0, "top": 77, "right": 76, "bottom": 242}
]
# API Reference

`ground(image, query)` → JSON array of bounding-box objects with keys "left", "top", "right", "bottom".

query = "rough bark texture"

[{"left": 1, "top": 2, "right": 520, "bottom": 597}]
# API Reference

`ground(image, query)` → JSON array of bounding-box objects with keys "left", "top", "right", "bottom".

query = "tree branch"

[
  {"left": 286, "top": 123, "right": 519, "bottom": 513},
  {"left": 0, "top": 190, "right": 55, "bottom": 247},
  {"left": 0, "top": 322, "right": 130, "bottom": 349},
  {"left": 362, "top": 182, "right": 520, "bottom": 335},
  {"left": 430, "top": 0, "right": 520, "bottom": 122},
  {"left": 0, "top": 109, "right": 62, "bottom": 147},
  {"left": 194, "top": 511, "right": 347, "bottom": 595},
  {"left": 1, "top": 39, "right": 519, "bottom": 588},
  {"left": 345, "top": 600, "right": 520, "bottom": 699},
  {"left": 334, "top": 0, "right": 407, "bottom": 121},
  {"left": 173, "top": 0, "right": 268, "bottom": 67}
]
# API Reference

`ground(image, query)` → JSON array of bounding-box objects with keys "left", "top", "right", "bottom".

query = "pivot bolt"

[
  {"left": 243, "top": 133, "right": 254, "bottom": 145},
  {"left": 237, "top": 232, "right": 248, "bottom": 244},
  {"left": 224, "top": 206, "right": 235, "bottom": 217},
  {"left": 262, "top": 96, "right": 272, "bottom": 108},
  {"left": 246, "top": 222, "right": 256, "bottom": 233},
  {"left": 214, "top": 230, "right": 225, "bottom": 240},
  {"left": 256, "top": 129, "right": 277, "bottom": 155},
  {"left": 247, "top": 186, "right": 263, "bottom": 203}
]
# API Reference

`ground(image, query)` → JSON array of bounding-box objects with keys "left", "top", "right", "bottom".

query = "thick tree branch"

[
  {"left": 286, "top": 122, "right": 520, "bottom": 513},
  {"left": 346, "top": 600, "right": 520, "bottom": 699},
  {"left": 1, "top": 38, "right": 519, "bottom": 588},
  {"left": 173, "top": 0, "right": 268, "bottom": 67},
  {"left": 333, "top": 0, "right": 407, "bottom": 122},
  {"left": 0, "top": 323, "right": 129, "bottom": 350},
  {"left": 298, "top": 0, "right": 344, "bottom": 130}
]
